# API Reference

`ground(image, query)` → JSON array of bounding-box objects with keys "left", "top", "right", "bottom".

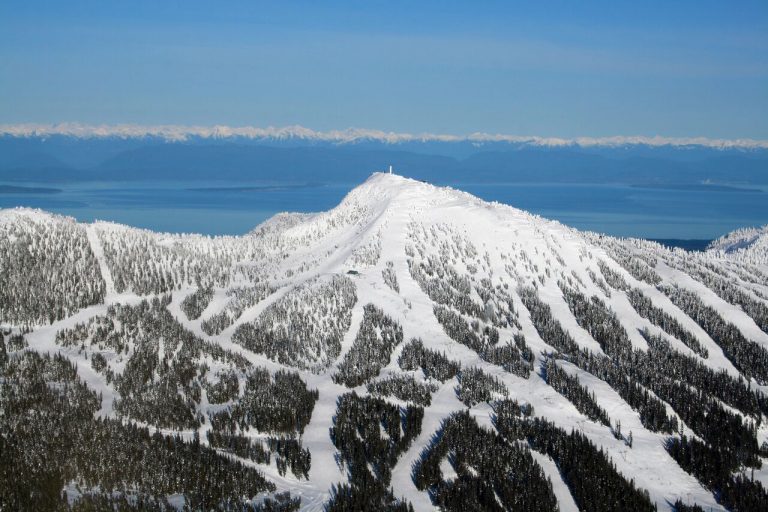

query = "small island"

[{"left": 0, "top": 184, "right": 62, "bottom": 194}]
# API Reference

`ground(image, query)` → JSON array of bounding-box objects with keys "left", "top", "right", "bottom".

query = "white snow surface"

[{"left": 708, "top": 224, "right": 768, "bottom": 265}]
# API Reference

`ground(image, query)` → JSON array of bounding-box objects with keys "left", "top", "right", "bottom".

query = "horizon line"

[{"left": 1, "top": 122, "right": 767, "bottom": 150}]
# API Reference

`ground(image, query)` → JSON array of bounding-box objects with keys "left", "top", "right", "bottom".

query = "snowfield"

[{"left": 2, "top": 173, "right": 768, "bottom": 511}]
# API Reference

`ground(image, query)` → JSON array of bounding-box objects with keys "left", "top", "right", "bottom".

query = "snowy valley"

[{"left": 2, "top": 172, "right": 768, "bottom": 511}]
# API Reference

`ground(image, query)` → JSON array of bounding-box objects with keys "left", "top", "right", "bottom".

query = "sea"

[{"left": 1, "top": 180, "right": 767, "bottom": 245}]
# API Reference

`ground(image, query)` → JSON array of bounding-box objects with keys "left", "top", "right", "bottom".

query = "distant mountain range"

[
  {"left": 4, "top": 123, "right": 768, "bottom": 149},
  {"left": 1, "top": 126, "right": 767, "bottom": 185}
]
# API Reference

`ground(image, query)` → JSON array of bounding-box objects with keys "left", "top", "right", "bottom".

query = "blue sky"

[{"left": 1, "top": 1, "right": 766, "bottom": 138}]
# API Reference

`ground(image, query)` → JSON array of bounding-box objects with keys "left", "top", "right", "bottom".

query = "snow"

[
  {"left": 708, "top": 225, "right": 768, "bottom": 254},
  {"left": 86, "top": 224, "right": 117, "bottom": 298}
]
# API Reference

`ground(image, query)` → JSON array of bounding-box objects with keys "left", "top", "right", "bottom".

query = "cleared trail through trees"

[{"left": 86, "top": 224, "right": 116, "bottom": 298}]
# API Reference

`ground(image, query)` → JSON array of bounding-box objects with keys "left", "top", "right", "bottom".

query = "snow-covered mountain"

[
  {"left": 708, "top": 225, "right": 768, "bottom": 265},
  {"left": 4, "top": 122, "right": 768, "bottom": 149},
  {"left": 2, "top": 173, "right": 768, "bottom": 511}
]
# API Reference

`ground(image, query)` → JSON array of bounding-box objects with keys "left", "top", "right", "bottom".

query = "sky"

[{"left": 1, "top": 1, "right": 766, "bottom": 139}]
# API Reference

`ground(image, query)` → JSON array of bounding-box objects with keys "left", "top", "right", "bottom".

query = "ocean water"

[{"left": 0, "top": 180, "right": 766, "bottom": 240}]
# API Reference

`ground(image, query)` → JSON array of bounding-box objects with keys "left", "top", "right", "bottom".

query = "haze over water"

[{"left": 1, "top": 178, "right": 765, "bottom": 241}]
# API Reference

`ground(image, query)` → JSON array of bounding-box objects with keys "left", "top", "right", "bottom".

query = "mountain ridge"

[
  {"left": 3, "top": 132, "right": 768, "bottom": 186},
  {"left": 4, "top": 123, "right": 768, "bottom": 150}
]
